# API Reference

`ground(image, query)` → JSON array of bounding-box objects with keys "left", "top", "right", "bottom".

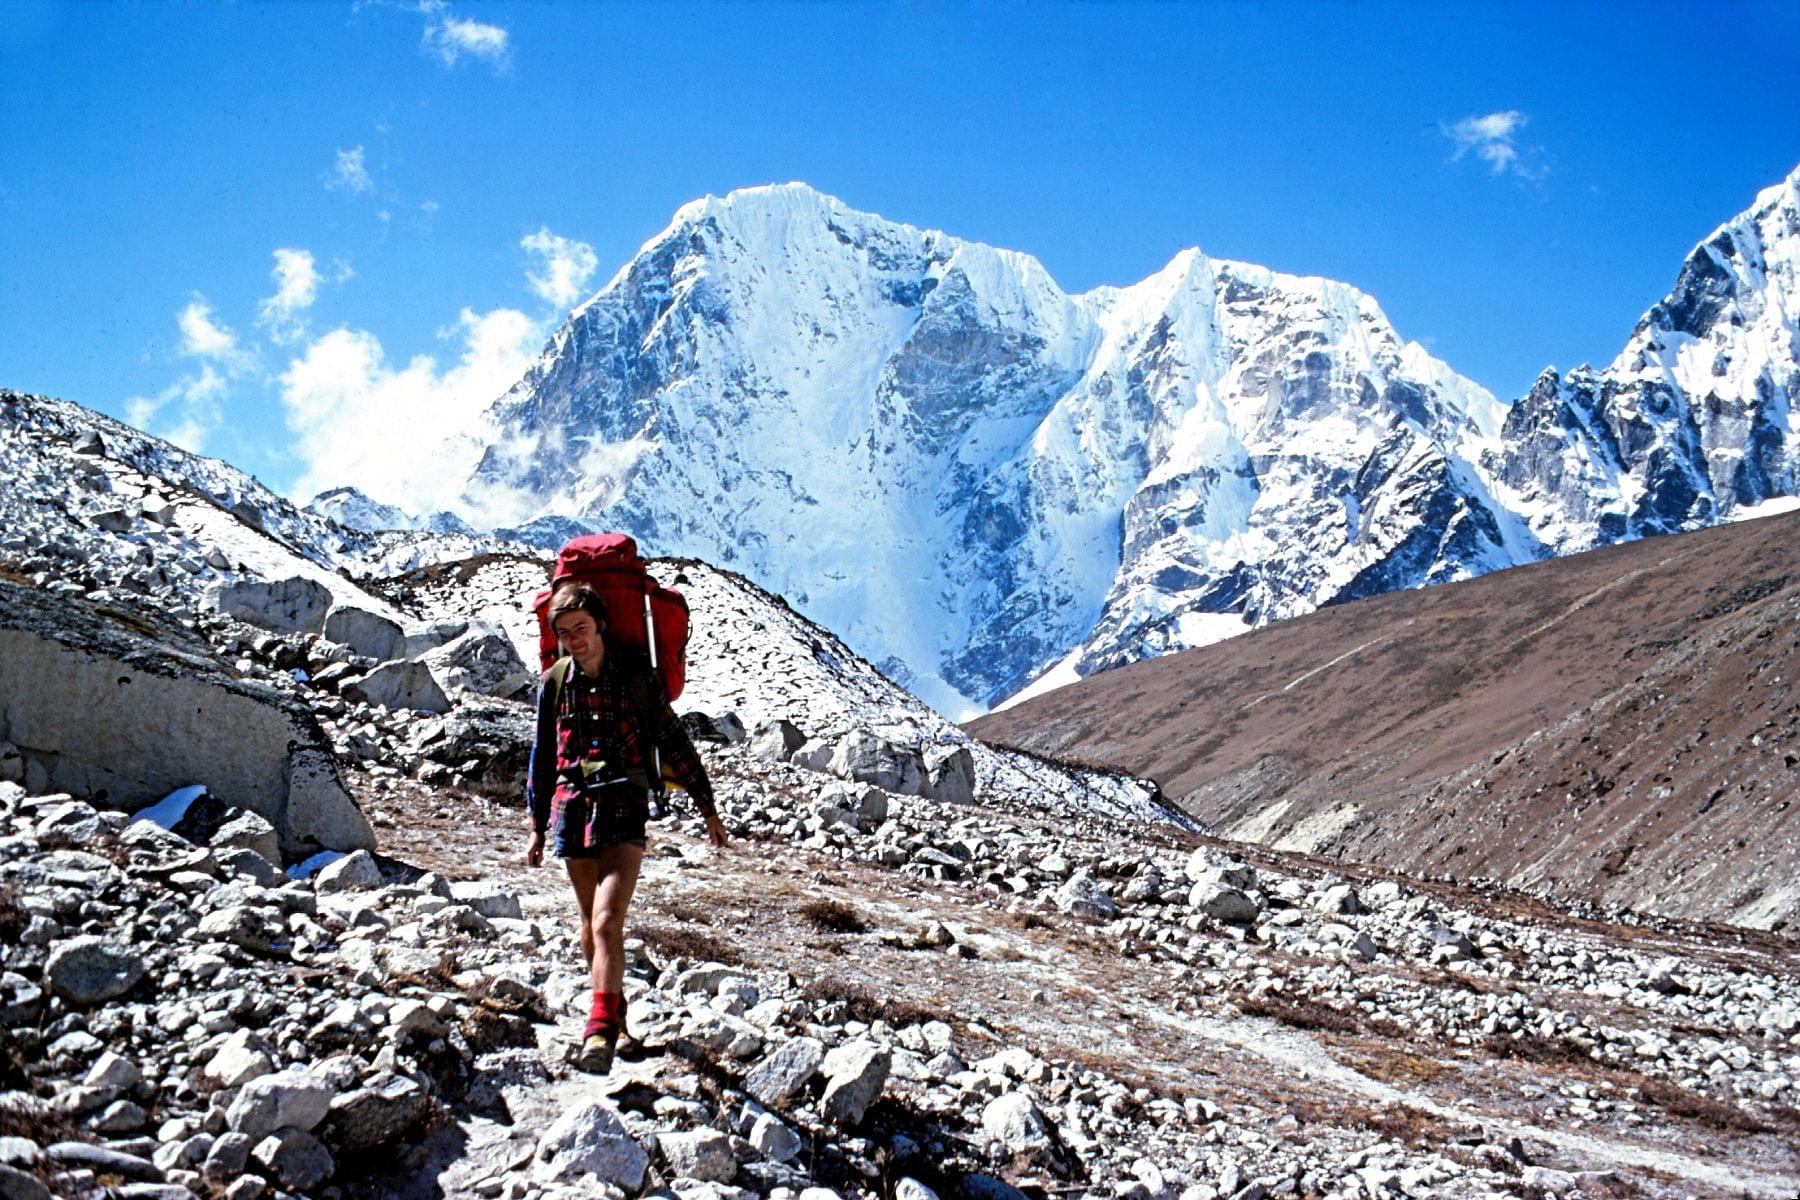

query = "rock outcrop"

[{"left": 0, "top": 579, "right": 372, "bottom": 857}]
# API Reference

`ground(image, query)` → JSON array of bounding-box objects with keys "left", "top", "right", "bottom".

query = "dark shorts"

[{"left": 552, "top": 783, "right": 651, "bottom": 859}]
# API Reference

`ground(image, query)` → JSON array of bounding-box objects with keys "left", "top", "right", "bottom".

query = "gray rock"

[
  {"left": 82, "top": 1051, "right": 143, "bottom": 1093},
  {"left": 448, "top": 880, "right": 522, "bottom": 920},
  {"left": 402, "top": 618, "right": 469, "bottom": 658},
  {"left": 657, "top": 1129, "right": 736, "bottom": 1182},
  {"left": 202, "top": 1134, "right": 254, "bottom": 1186},
  {"left": 922, "top": 745, "right": 976, "bottom": 805},
  {"left": 827, "top": 731, "right": 924, "bottom": 795},
  {"left": 0, "top": 1163, "right": 49, "bottom": 1200},
  {"left": 321, "top": 1072, "right": 429, "bottom": 1153},
  {"left": 533, "top": 1101, "right": 647, "bottom": 1188},
  {"left": 743, "top": 1036, "right": 825, "bottom": 1108},
  {"left": 213, "top": 847, "right": 283, "bottom": 888},
  {"left": 322, "top": 607, "right": 408, "bottom": 663},
  {"left": 0, "top": 579, "right": 373, "bottom": 859},
  {"left": 1056, "top": 868, "right": 1119, "bottom": 921},
  {"left": 211, "top": 811, "right": 281, "bottom": 864},
  {"left": 226, "top": 1068, "right": 335, "bottom": 1140},
  {"left": 280, "top": 748, "right": 374, "bottom": 857},
  {"left": 419, "top": 622, "right": 532, "bottom": 699},
  {"left": 215, "top": 577, "right": 333, "bottom": 635},
  {"left": 895, "top": 1180, "right": 940, "bottom": 1200},
  {"left": 791, "top": 739, "right": 835, "bottom": 772},
  {"left": 1190, "top": 882, "right": 1260, "bottom": 925},
  {"left": 344, "top": 660, "right": 450, "bottom": 714},
  {"left": 43, "top": 1142, "right": 160, "bottom": 1180},
  {"left": 749, "top": 719, "right": 806, "bottom": 762},
  {"left": 44, "top": 937, "right": 146, "bottom": 1005},
  {"left": 252, "top": 1127, "right": 334, "bottom": 1191},
  {"left": 202, "top": 1031, "right": 278, "bottom": 1089},
  {"left": 819, "top": 1039, "right": 889, "bottom": 1126},
  {"left": 315, "top": 849, "right": 383, "bottom": 893},
  {"left": 981, "top": 1091, "right": 1052, "bottom": 1154},
  {"left": 748, "top": 1113, "right": 802, "bottom": 1163},
  {"left": 196, "top": 906, "right": 282, "bottom": 954}
]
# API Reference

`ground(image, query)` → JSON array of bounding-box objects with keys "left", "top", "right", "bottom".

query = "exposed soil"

[{"left": 968, "top": 512, "right": 1800, "bottom": 929}]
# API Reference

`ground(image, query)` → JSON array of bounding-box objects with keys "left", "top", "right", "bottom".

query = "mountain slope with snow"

[{"left": 465, "top": 184, "right": 1542, "bottom": 714}]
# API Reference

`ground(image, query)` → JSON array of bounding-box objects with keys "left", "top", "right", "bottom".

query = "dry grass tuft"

[
  {"left": 1634, "top": 1077, "right": 1772, "bottom": 1134},
  {"left": 1292, "top": 1096, "right": 1466, "bottom": 1146},
  {"left": 800, "top": 978, "right": 941, "bottom": 1029},
  {"left": 638, "top": 923, "right": 743, "bottom": 967},
  {"left": 1480, "top": 1031, "right": 1596, "bottom": 1068},
  {"left": 795, "top": 898, "right": 869, "bottom": 934}
]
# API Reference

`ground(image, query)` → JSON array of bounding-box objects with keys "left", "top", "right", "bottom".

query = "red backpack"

[{"left": 532, "top": 533, "right": 690, "bottom": 700}]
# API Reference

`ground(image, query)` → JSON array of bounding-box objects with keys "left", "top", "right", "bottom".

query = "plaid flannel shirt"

[{"left": 527, "top": 654, "right": 716, "bottom": 835}]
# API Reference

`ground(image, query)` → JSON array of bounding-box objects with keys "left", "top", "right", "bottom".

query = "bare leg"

[{"left": 565, "top": 843, "right": 645, "bottom": 993}]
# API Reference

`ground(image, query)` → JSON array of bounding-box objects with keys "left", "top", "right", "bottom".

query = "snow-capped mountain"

[
  {"left": 464, "top": 185, "right": 1534, "bottom": 714},
  {"left": 307, "top": 486, "right": 475, "bottom": 537},
  {"left": 1487, "top": 165, "right": 1800, "bottom": 551}
]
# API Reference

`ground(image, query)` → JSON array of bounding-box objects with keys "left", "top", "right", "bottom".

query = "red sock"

[{"left": 583, "top": 989, "right": 626, "bottom": 1040}]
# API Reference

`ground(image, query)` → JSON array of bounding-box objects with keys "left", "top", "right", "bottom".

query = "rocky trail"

[{"left": 2, "top": 393, "right": 1799, "bottom": 1200}]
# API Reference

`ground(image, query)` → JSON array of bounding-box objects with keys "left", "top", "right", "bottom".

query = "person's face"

[{"left": 553, "top": 610, "right": 602, "bottom": 660}]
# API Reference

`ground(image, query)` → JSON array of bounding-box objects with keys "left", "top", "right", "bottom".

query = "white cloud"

[
  {"left": 1443, "top": 110, "right": 1542, "bottom": 179},
  {"left": 257, "top": 248, "right": 322, "bottom": 342},
  {"left": 178, "top": 298, "right": 243, "bottom": 363},
  {"left": 423, "top": 11, "right": 510, "bottom": 69},
  {"left": 329, "top": 145, "right": 374, "bottom": 194},
  {"left": 125, "top": 364, "right": 227, "bottom": 453},
  {"left": 280, "top": 307, "right": 539, "bottom": 517},
  {"left": 521, "top": 227, "right": 599, "bottom": 311}
]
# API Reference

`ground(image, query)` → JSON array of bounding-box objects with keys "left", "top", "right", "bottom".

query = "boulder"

[
  {"left": 252, "top": 1126, "right": 334, "bottom": 1192},
  {"left": 403, "top": 618, "right": 470, "bottom": 659},
  {"left": 315, "top": 850, "right": 383, "bottom": 893},
  {"left": 449, "top": 880, "right": 522, "bottom": 920},
  {"left": 321, "top": 607, "right": 407, "bottom": 663},
  {"left": 1056, "top": 868, "right": 1120, "bottom": 921},
  {"left": 419, "top": 622, "right": 532, "bottom": 699},
  {"left": 828, "top": 731, "right": 925, "bottom": 795},
  {"left": 657, "top": 1129, "right": 736, "bottom": 1182},
  {"left": 534, "top": 1101, "right": 648, "bottom": 1188},
  {"left": 44, "top": 937, "right": 146, "bottom": 1005},
  {"left": 214, "top": 576, "right": 333, "bottom": 635},
  {"left": 1190, "top": 882, "right": 1260, "bottom": 925},
  {"left": 982, "top": 1091, "right": 1052, "bottom": 1154},
  {"left": 743, "top": 1036, "right": 825, "bottom": 1108},
  {"left": 923, "top": 745, "right": 976, "bottom": 805},
  {"left": 0, "top": 580, "right": 373, "bottom": 858},
  {"left": 749, "top": 719, "right": 806, "bottom": 762},
  {"left": 227, "top": 1068, "right": 335, "bottom": 1140},
  {"left": 211, "top": 810, "right": 281, "bottom": 864},
  {"left": 343, "top": 661, "right": 450, "bottom": 714},
  {"left": 402, "top": 699, "right": 534, "bottom": 802},
  {"left": 202, "top": 1031, "right": 277, "bottom": 1090},
  {"left": 320, "top": 1072, "right": 429, "bottom": 1153},
  {"left": 819, "top": 1039, "right": 889, "bottom": 1125}
]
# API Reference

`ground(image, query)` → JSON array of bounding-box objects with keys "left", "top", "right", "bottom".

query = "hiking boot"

[{"left": 574, "top": 1030, "right": 618, "bottom": 1075}]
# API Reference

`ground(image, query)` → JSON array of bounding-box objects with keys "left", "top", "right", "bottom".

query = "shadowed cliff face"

[{"left": 968, "top": 509, "right": 1800, "bottom": 931}]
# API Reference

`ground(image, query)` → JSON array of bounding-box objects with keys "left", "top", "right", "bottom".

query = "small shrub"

[
  {"left": 795, "top": 898, "right": 868, "bottom": 934},
  {"left": 638, "top": 923, "right": 742, "bottom": 966},
  {"left": 1480, "top": 1032, "right": 1595, "bottom": 1068},
  {"left": 1634, "top": 1077, "right": 1771, "bottom": 1134}
]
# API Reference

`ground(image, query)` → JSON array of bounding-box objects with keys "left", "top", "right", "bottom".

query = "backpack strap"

[{"left": 531, "top": 656, "right": 574, "bottom": 824}]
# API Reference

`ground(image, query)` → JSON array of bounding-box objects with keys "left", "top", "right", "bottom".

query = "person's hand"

[
  {"left": 702, "top": 812, "right": 730, "bottom": 848},
  {"left": 525, "top": 829, "right": 545, "bottom": 868}
]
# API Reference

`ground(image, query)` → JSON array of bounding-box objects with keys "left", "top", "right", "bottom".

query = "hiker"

[{"left": 525, "top": 581, "right": 730, "bottom": 1073}]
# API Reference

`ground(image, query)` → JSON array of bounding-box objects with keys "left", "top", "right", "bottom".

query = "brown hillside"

[{"left": 968, "top": 512, "right": 1800, "bottom": 929}]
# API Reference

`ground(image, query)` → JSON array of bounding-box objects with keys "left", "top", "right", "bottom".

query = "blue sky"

[{"left": 2, "top": 0, "right": 1797, "bottom": 505}]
